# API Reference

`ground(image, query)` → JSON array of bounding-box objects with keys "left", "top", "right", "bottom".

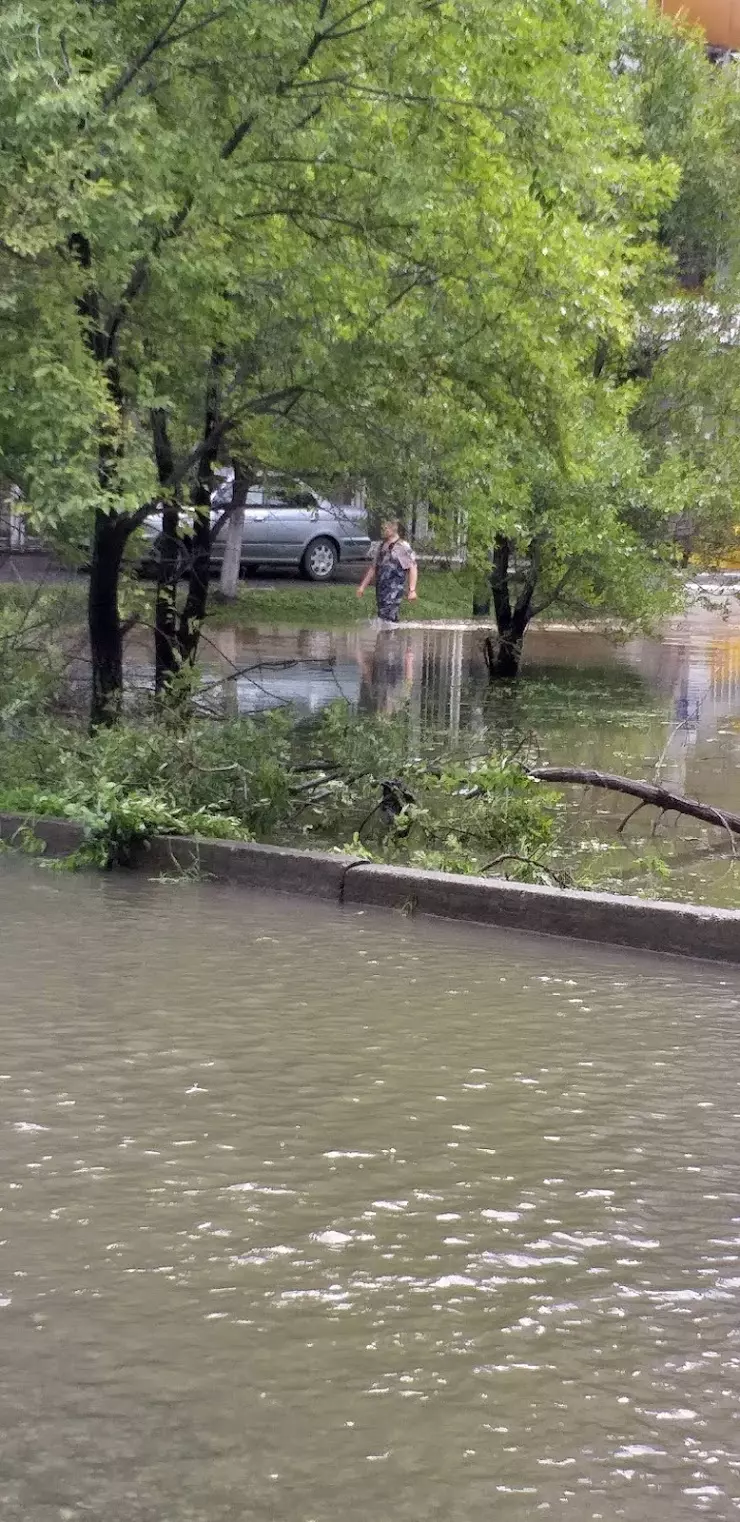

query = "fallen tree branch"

[
  {"left": 482, "top": 853, "right": 570, "bottom": 887},
  {"left": 528, "top": 766, "right": 740, "bottom": 840},
  {"left": 617, "top": 798, "right": 648, "bottom": 835}
]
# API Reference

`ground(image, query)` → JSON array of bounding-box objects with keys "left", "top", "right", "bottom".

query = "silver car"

[{"left": 143, "top": 477, "right": 371, "bottom": 582}]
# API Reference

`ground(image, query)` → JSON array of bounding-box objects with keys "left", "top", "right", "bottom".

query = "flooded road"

[
  {"left": 167, "top": 597, "right": 740, "bottom": 907},
  {"left": 195, "top": 602, "right": 740, "bottom": 793},
  {"left": 2, "top": 863, "right": 740, "bottom": 1520}
]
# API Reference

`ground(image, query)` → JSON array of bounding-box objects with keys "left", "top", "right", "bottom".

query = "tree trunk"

[
  {"left": 218, "top": 461, "right": 252, "bottom": 600},
  {"left": 483, "top": 532, "right": 540, "bottom": 681},
  {"left": 485, "top": 618, "right": 526, "bottom": 679},
  {"left": 154, "top": 501, "right": 181, "bottom": 693},
  {"left": 218, "top": 505, "right": 244, "bottom": 600},
  {"left": 177, "top": 353, "right": 224, "bottom": 669},
  {"left": 178, "top": 501, "right": 211, "bottom": 668},
  {"left": 150, "top": 408, "right": 182, "bottom": 695},
  {"left": 89, "top": 511, "right": 127, "bottom": 728},
  {"left": 484, "top": 535, "right": 526, "bottom": 679},
  {"left": 71, "top": 233, "right": 130, "bottom": 726}
]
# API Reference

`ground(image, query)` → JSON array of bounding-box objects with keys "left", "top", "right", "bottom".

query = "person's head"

[{"left": 381, "top": 517, "right": 401, "bottom": 542}]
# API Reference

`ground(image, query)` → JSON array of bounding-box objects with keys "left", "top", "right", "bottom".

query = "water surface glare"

[{"left": 1, "top": 864, "right": 740, "bottom": 1520}]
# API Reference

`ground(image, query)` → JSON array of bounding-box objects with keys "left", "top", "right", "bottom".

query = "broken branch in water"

[
  {"left": 616, "top": 798, "right": 648, "bottom": 835},
  {"left": 528, "top": 766, "right": 740, "bottom": 842}
]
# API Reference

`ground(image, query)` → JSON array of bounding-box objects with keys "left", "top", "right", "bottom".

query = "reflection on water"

[
  {"left": 1, "top": 865, "right": 740, "bottom": 1522},
  {"left": 201, "top": 621, "right": 475, "bottom": 734},
  {"left": 200, "top": 613, "right": 740, "bottom": 771},
  {"left": 126, "top": 606, "right": 740, "bottom": 905}
]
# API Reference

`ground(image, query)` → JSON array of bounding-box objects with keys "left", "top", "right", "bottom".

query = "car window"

[{"left": 267, "top": 489, "right": 317, "bottom": 510}]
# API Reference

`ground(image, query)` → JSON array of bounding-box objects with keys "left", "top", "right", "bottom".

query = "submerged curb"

[{"left": 2, "top": 812, "right": 739, "bottom": 967}]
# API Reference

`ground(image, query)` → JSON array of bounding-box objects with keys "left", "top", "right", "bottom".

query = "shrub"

[{"left": 0, "top": 702, "right": 560, "bottom": 878}]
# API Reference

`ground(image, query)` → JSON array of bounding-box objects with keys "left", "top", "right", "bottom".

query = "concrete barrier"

[
  {"left": 342, "top": 863, "right": 740, "bottom": 965},
  {"left": 2, "top": 812, "right": 739, "bottom": 966},
  {"left": 0, "top": 812, "right": 84, "bottom": 855},
  {"left": 146, "top": 836, "right": 364, "bottom": 900}
]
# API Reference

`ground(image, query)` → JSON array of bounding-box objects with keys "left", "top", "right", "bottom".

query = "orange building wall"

[{"left": 661, "top": 0, "right": 740, "bottom": 48}]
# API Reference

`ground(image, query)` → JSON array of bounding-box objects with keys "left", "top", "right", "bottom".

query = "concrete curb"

[
  {"left": 145, "top": 836, "right": 365, "bottom": 900},
  {"left": 0, "top": 813, "right": 85, "bottom": 855},
  {"left": 1, "top": 813, "right": 739, "bottom": 966},
  {"left": 341, "top": 862, "right": 740, "bottom": 965}
]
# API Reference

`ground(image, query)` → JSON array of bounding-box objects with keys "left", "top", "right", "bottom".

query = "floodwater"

[
  {"left": 1, "top": 864, "right": 740, "bottom": 1521},
  {"left": 169, "top": 594, "right": 740, "bottom": 907}
]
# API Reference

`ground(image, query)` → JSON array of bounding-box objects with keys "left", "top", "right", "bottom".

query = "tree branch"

[
  {"left": 482, "top": 853, "right": 568, "bottom": 887},
  {"left": 106, "top": 201, "right": 192, "bottom": 351},
  {"left": 530, "top": 565, "right": 571, "bottom": 619},
  {"left": 171, "top": 416, "right": 233, "bottom": 490},
  {"left": 244, "top": 384, "right": 305, "bottom": 415},
  {"left": 220, "top": 2, "right": 373, "bottom": 159},
  {"left": 529, "top": 767, "right": 740, "bottom": 840},
  {"left": 161, "top": 9, "right": 232, "bottom": 49},
  {"left": 102, "top": 0, "right": 191, "bottom": 109},
  {"left": 323, "top": 22, "right": 370, "bottom": 41},
  {"left": 322, "top": 0, "right": 376, "bottom": 34},
  {"left": 220, "top": 112, "right": 258, "bottom": 162},
  {"left": 513, "top": 535, "right": 543, "bottom": 620},
  {"left": 103, "top": 0, "right": 360, "bottom": 343},
  {"left": 150, "top": 407, "right": 175, "bottom": 487},
  {"left": 129, "top": 499, "right": 160, "bottom": 530}
]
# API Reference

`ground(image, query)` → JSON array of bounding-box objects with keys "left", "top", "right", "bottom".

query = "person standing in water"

[{"left": 356, "top": 518, "right": 418, "bottom": 623}]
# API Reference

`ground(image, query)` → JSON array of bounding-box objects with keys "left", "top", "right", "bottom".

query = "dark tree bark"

[
  {"left": 154, "top": 501, "right": 182, "bottom": 693},
  {"left": 177, "top": 353, "right": 224, "bottom": 668},
  {"left": 177, "top": 494, "right": 211, "bottom": 668},
  {"left": 528, "top": 766, "right": 740, "bottom": 839},
  {"left": 483, "top": 534, "right": 541, "bottom": 681},
  {"left": 151, "top": 409, "right": 181, "bottom": 695},
  {"left": 87, "top": 377, "right": 135, "bottom": 727},
  {"left": 88, "top": 511, "right": 128, "bottom": 727},
  {"left": 71, "top": 231, "right": 140, "bottom": 726}
]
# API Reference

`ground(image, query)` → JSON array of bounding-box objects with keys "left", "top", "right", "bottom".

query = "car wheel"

[{"left": 302, "top": 537, "right": 338, "bottom": 581}]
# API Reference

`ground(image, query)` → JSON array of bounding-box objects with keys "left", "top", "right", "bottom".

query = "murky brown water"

[
  {"left": 168, "top": 598, "right": 740, "bottom": 907},
  {"left": 2, "top": 863, "right": 740, "bottom": 1520}
]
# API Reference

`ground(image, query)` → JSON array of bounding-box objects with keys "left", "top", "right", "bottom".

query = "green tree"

[
  {"left": 630, "top": 14, "right": 740, "bottom": 569},
  {"left": 0, "top": 0, "right": 679, "bottom": 708}
]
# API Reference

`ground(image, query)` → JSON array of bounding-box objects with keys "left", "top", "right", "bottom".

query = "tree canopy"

[
  {"left": 627, "top": 15, "right": 740, "bottom": 572},
  {"left": 0, "top": 0, "right": 725, "bottom": 702}
]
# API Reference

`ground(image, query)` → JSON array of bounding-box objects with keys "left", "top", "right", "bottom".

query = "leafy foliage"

[
  {"left": 0, "top": 583, "right": 86, "bottom": 719},
  {"left": 0, "top": 698, "right": 559, "bottom": 877},
  {"left": 629, "top": 15, "right": 740, "bottom": 567},
  {"left": 0, "top": 0, "right": 692, "bottom": 708}
]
